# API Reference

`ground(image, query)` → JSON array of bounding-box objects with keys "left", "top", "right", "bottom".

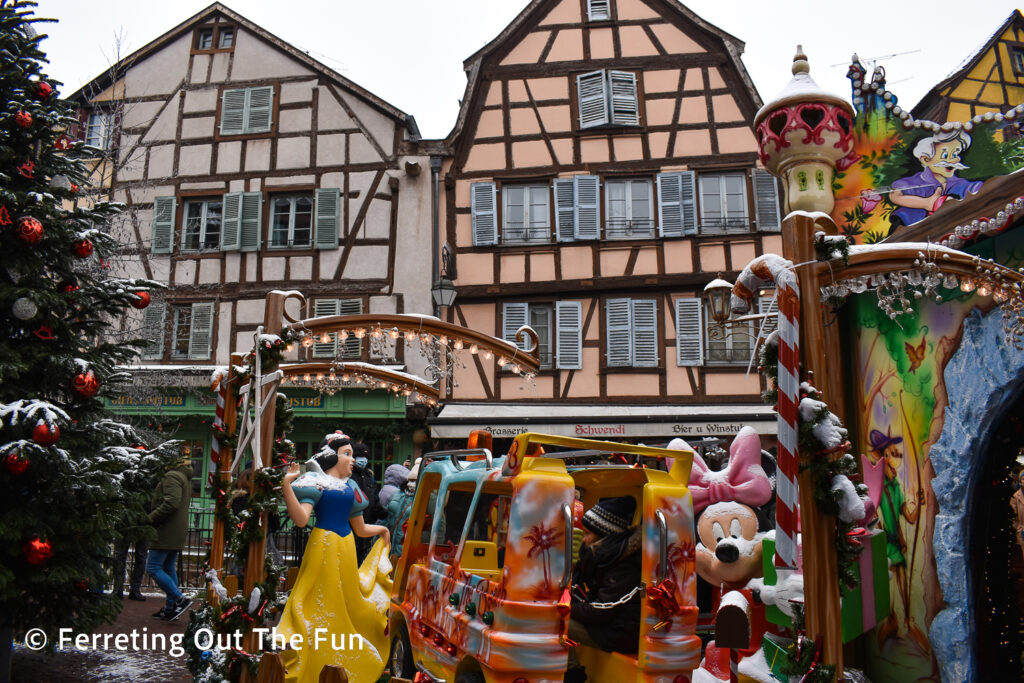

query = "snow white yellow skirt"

[{"left": 277, "top": 528, "right": 393, "bottom": 683}]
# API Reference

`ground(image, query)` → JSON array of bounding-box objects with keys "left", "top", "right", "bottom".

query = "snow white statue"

[{"left": 278, "top": 434, "right": 392, "bottom": 683}]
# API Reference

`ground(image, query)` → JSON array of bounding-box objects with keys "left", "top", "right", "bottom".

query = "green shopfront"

[{"left": 106, "top": 384, "right": 418, "bottom": 517}]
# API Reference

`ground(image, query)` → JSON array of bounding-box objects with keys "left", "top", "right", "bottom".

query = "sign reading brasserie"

[{"left": 458, "top": 421, "right": 773, "bottom": 439}]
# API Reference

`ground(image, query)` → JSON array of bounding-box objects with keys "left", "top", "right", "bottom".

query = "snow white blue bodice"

[{"left": 292, "top": 473, "right": 369, "bottom": 538}]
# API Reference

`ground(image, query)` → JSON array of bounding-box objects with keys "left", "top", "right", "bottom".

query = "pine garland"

[{"left": 185, "top": 339, "right": 297, "bottom": 681}]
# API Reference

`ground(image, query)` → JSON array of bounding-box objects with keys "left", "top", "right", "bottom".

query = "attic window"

[
  {"left": 193, "top": 24, "right": 236, "bottom": 53},
  {"left": 587, "top": 0, "right": 611, "bottom": 21},
  {"left": 1012, "top": 47, "right": 1024, "bottom": 76}
]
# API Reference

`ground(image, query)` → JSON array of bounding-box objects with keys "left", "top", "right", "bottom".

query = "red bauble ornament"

[
  {"left": 58, "top": 280, "right": 80, "bottom": 293},
  {"left": 4, "top": 451, "right": 29, "bottom": 475},
  {"left": 72, "top": 370, "right": 100, "bottom": 398},
  {"left": 13, "top": 111, "right": 32, "bottom": 128},
  {"left": 72, "top": 239, "right": 94, "bottom": 258},
  {"left": 130, "top": 291, "right": 151, "bottom": 309},
  {"left": 76, "top": 579, "right": 90, "bottom": 591},
  {"left": 23, "top": 537, "right": 53, "bottom": 565},
  {"left": 15, "top": 216, "right": 43, "bottom": 244},
  {"left": 35, "top": 81, "right": 54, "bottom": 100},
  {"left": 32, "top": 422, "right": 60, "bottom": 446}
]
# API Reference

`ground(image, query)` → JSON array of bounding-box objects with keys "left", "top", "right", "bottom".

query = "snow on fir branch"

[{"left": 0, "top": 399, "right": 69, "bottom": 427}]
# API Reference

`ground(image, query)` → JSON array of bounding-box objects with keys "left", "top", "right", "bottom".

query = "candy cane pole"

[{"left": 731, "top": 254, "right": 799, "bottom": 574}]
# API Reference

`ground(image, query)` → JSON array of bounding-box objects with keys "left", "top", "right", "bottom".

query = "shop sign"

[
  {"left": 108, "top": 395, "right": 185, "bottom": 407},
  {"left": 288, "top": 396, "right": 323, "bottom": 408},
  {"left": 437, "top": 420, "right": 775, "bottom": 439}
]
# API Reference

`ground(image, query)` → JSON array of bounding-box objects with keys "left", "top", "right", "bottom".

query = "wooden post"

[
  {"left": 783, "top": 212, "right": 844, "bottom": 673},
  {"left": 207, "top": 353, "right": 243, "bottom": 603},
  {"left": 240, "top": 292, "right": 287, "bottom": 680}
]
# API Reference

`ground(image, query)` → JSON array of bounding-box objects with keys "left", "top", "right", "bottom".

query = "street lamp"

[
  {"left": 431, "top": 277, "right": 457, "bottom": 309},
  {"left": 703, "top": 275, "right": 734, "bottom": 326}
]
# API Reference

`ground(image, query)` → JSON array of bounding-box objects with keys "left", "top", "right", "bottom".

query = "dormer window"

[
  {"left": 576, "top": 70, "right": 639, "bottom": 129},
  {"left": 197, "top": 29, "right": 213, "bottom": 50},
  {"left": 218, "top": 27, "right": 234, "bottom": 49}
]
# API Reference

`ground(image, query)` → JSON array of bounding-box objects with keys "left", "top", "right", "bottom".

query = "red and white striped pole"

[
  {"left": 209, "top": 373, "right": 227, "bottom": 487},
  {"left": 731, "top": 254, "right": 800, "bottom": 574}
]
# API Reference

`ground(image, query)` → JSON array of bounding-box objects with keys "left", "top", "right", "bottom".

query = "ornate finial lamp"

[{"left": 753, "top": 46, "right": 856, "bottom": 217}]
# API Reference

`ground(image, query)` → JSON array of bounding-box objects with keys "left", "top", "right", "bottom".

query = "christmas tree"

[{"left": 0, "top": 1, "right": 175, "bottom": 676}]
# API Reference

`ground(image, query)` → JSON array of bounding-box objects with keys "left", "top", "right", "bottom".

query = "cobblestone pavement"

[{"left": 10, "top": 594, "right": 192, "bottom": 682}]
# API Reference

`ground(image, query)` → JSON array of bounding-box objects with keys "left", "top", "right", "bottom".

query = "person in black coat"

[
  {"left": 566, "top": 495, "right": 642, "bottom": 680},
  {"left": 350, "top": 442, "right": 384, "bottom": 562}
]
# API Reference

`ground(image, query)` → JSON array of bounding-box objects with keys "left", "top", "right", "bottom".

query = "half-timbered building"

[
  {"left": 429, "top": 0, "right": 782, "bottom": 446},
  {"left": 912, "top": 10, "right": 1024, "bottom": 135},
  {"left": 68, "top": 3, "right": 432, "bottom": 496}
]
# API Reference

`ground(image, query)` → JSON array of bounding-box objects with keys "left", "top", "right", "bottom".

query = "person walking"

[
  {"left": 146, "top": 455, "right": 194, "bottom": 621},
  {"left": 350, "top": 442, "right": 384, "bottom": 562},
  {"left": 378, "top": 463, "right": 410, "bottom": 508},
  {"left": 112, "top": 519, "right": 149, "bottom": 601}
]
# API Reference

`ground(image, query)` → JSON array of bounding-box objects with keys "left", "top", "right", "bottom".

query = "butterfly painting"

[{"left": 905, "top": 336, "right": 927, "bottom": 373}]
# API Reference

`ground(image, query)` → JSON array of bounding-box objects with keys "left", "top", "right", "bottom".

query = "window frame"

[
  {"left": 501, "top": 183, "right": 551, "bottom": 244},
  {"left": 576, "top": 69, "right": 640, "bottom": 129},
  {"left": 605, "top": 177, "right": 655, "bottom": 239},
  {"left": 181, "top": 198, "right": 223, "bottom": 252},
  {"left": 84, "top": 110, "right": 114, "bottom": 151},
  {"left": 193, "top": 24, "right": 236, "bottom": 54},
  {"left": 269, "top": 194, "right": 314, "bottom": 249},
  {"left": 1012, "top": 46, "right": 1024, "bottom": 76},
  {"left": 704, "top": 300, "right": 755, "bottom": 365},
  {"left": 698, "top": 172, "right": 750, "bottom": 235},
  {"left": 170, "top": 306, "right": 193, "bottom": 360},
  {"left": 218, "top": 85, "right": 275, "bottom": 137},
  {"left": 586, "top": 0, "right": 612, "bottom": 21}
]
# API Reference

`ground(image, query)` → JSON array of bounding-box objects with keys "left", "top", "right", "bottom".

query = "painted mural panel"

[
  {"left": 850, "top": 233, "right": 1024, "bottom": 682},
  {"left": 831, "top": 58, "right": 1024, "bottom": 244}
]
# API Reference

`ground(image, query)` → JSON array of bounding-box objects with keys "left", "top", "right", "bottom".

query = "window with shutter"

[
  {"left": 680, "top": 171, "right": 697, "bottom": 235},
  {"left": 587, "top": 0, "right": 610, "bottom": 20},
  {"left": 471, "top": 182, "right": 497, "bottom": 246},
  {"left": 758, "top": 293, "right": 778, "bottom": 339},
  {"left": 608, "top": 71, "right": 639, "bottom": 126},
  {"left": 675, "top": 298, "right": 703, "bottom": 366},
  {"left": 574, "top": 175, "right": 600, "bottom": 240},
  {"left": 503, "top": 303, "right": 529, "bottom": 348},
  {"left": 632, "top": 299, "right": 658, "bottom": 367},
  {"left": 188, "top": 302, "right": 215, "bottom": 360},
  {"left": 312, "top": 299, "right": 339, "bottom": 358},
  {"left": 151, "top": 196, "right": 176, "bottom": 254},
  {"left": 314, "top": 188, "right": 340, "bottom": 249},
  {"left": 556, "top": 301, "right": 582, "bottom": 370},
  {"left": 141, "top": 303, "right": 166, "bottom": 360},
  {"left": 553, "top": 178, "right": 576, "bottom": 242},
  {"left": 606, "top": 178, "right": 653, "bottom": 239},
  {"left": 171, "top": 306, "right": 192, "bottom": 359},
  {"left": 182, "top": 199, "right": 223, "bottom": 251},
  {"left": 219, "top": 89, "right": 247, "bottom": 136},
  {"left": 220, "top": 86, "right": 274, "bottom": 135},
  {"left": 338, "top": 299, "right": 364, "bottom": 359},
  {"left": 605, "top": 298, "right": 633, "bottom": 367},
  {"left": 270, "top": 195, "right": 312, "bottom": 248},
  {"left": 502, "top": 184, "right": 549, "bottom": 243},
  {"left": 752, "top": 169, "right": 781, "bottom": 232},
  {"left": 577, "top": 71, "right": 608, "bottom": 129},
  {"left": 245, "top": 86, "right": 274, "bottom": 133},
  {"left": 238, "top": 192, "right": 262, "bottom": 252},
  {"left": 657, "top": 173, "right": 682, "bottom": 237}
]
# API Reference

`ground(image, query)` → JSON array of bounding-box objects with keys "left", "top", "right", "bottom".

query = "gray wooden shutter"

[
  {"left": 314, "top": 188, "right": 340, "bottom": 249},
  {"left": 556, "top": 301, "right": 583, "bottom": 370},
  {"left": 221, "top": 192, "right": 241, "bottom": 251},
  {"left": 680, "top": 170, "right": 698, "bottom": 235},
  {"left": 245, "top": 86, "right": 274, "bottom": 133},
  {"left": 574, "top": 175, "right": 600, "bottom": 240},
  {"left": 238, "top": 192, "right": 262, "bottom": 252},
  {"left": 471, "top": 182, "right": 497, "bottom": 246},
  {"left": 606, "top": 298, "right": 632, "bottom": 367},
  {"left": 188, "top": 302, "right": 215, "bottom": 360},
  {"left": 502, "top": 303, "right": 529, "bottom": 349},
  {"left": 141, "top": 302, "right": 166, "bottom": 360},
  {"left": 675, "top": 298, "right": 703, "bottom": 366},
  {"left": 758, "top": 293, "right": 779, "bottom": 337},
  {"left": 577, "top": 70, "right": 608, "bottom": 129},
  {"left": 553, "top": 178, "right": 576, "bottom": 242},
  {"left": 587, "top": 0, "right": 610, "bottom": 20},
  {"left": 657, "top": 173, "right": 682, "bottom": 237},
  {"left": 752, "top": 169, "right": 781, "bottom": 232},
  {"left": 219, "top": 88, "right": 246, "bottom": 136},
  {"left": 609, "top": 71, "right": 639, "bottom": 126},
  {"left": 339, "top": 298, "right": 364, "bottom": 359},
  {"left": 151, "top": 196, "right": 176, "bottom": 254},
  {"left": 312, "top": 299, "right": 339, "bottom": 358},
  {"left": 632, "top": 299, "right": 658, "bottom": 367}
]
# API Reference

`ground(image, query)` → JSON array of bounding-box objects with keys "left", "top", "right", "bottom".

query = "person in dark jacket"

[
  {"left": 350, "top": 442, "right": 384, "bottom": 562},
  {"left": 566, "top": 495, "right": 642, "bottom": 679},
  {"left": 146, "top": 456, "right": 194, "bottom": 621}
]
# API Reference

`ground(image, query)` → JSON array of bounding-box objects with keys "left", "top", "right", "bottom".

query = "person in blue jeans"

[{"left": 146, "top": 456, "right": 194, "bottom": 620}]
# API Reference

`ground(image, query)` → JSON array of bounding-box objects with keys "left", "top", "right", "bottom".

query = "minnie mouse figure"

[{"left": 679, "top": 426, "right": 780, "bottom": 683}]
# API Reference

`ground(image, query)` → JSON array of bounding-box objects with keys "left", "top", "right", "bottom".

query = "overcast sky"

[{"left": 35, "top": 0, "right": 1019, "bottom": 138}]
